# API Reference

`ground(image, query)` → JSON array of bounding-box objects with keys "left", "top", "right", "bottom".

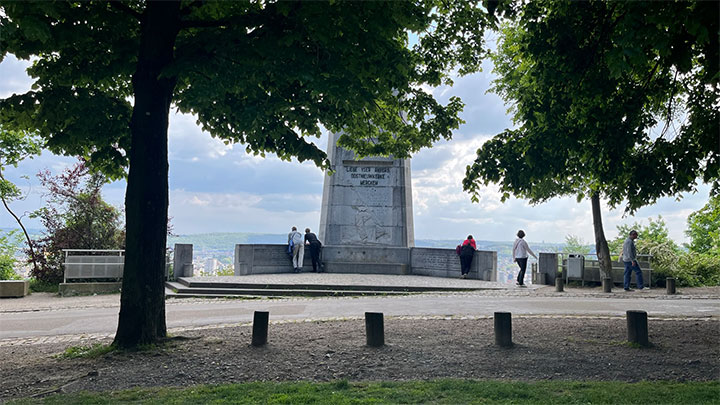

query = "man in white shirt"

[
  {"left": 512, "top": 230, "right": 537, "bottom": 286},
  {"left": 622, "top": 230, "right": 644, "bottom": 291},
  {"left": 288, "top": 226, "right": 305, "bottom": 273}
]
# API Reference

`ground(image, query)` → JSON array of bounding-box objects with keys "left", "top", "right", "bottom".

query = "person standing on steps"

[
  {"left": 288, "top": 226, "right": 305, "bottom": 273},
  {"left": 459, "top": 235, "right": 476, "bottom": 279},
  {"left": 512, "top": 230, "right": 537, "bottom": 286},
  {"left": 304, "top": 228, "right": 323, "bottom": 273},
  {"left": 622, "top": 230, "right": 645, "bottom": 291}
]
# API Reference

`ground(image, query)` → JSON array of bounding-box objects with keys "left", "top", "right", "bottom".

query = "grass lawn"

[{"left": 10, "top": 379, "right": 720, "bottom": 404}]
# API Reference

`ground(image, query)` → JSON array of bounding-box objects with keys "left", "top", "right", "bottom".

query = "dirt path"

[{"left": 1, "top": 316, "right": 717, "bottom": 401}]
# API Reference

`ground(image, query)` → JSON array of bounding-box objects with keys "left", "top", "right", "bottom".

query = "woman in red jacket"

[{"left": 459, "top": 235, "right": 477, "bottom": 279}]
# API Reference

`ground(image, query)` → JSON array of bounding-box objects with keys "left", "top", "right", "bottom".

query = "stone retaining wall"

[
  {"left": 411, "top": 247, "right": 496, "bottom": 281},
  {"left": 234, "top": 244, "right": 497, "bottom": 281}
]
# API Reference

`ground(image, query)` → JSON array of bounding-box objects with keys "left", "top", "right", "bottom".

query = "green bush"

[
  {"left": 0, "top": 230, "right": 21, "bottom": 280},
  {"left": 672, "top": 253, "right": 720, "bottom": 287},
  {"left": 648, "top": 250, "right": 720, "bottom": 287},
  {"left": 29, "top": 278, "right": 60, "bottom": 293},
  {"left": 0, "top": 254, "right": 19, "bottom": 280}
]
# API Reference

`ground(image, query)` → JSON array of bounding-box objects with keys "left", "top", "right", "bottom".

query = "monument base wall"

[
  {"left": 411, "top": 247, "right": 496, "bottom": 281},
  {"left": 234, "top": 244, "right": 497, "bottom": 281}
]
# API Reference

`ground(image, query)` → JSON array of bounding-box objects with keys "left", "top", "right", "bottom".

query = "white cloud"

[
  {"left": 168, "top": 189, "right": 321, "bottom": 234},
  {"left": 189, "top": 195, "right": 211, "bottom": 207}
]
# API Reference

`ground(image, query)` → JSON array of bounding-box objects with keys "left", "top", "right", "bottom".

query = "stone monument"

[
  {"left": 318, "top": 131, "right": 414, "bottom": 247},
  {"left": 234, "top": 131, "right": 497, "bottom": 281}
]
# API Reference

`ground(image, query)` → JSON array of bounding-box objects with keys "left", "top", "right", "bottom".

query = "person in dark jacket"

[
  {"left": 459, "top": 235, "right": 476, "bottom": 279},
  {"left": 304, "top": 228, "right": 323, "bottom": 273}
]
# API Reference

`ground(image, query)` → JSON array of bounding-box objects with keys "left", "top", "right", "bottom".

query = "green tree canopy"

[
  {"left": 608, "top": 216, "right": 678, "bottom": 254},
  {"left": 685, "top": 194, "right": 720, "bottom": 255},
  {"left": 0, "top": 1, "right": 496, "bottom": 347},
  {"left": 462, "top": 0, "right": 719, "bottom": 277}
]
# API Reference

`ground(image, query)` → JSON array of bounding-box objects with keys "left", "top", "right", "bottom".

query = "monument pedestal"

[{"left": 319, "top": 132, "right": 414, "bottom": 248}]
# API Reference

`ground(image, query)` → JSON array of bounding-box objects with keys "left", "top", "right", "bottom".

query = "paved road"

[{"left": 2, "top": 290, "right": 718, "bottom": 342}]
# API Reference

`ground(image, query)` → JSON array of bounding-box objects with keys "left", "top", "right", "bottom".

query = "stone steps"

[
  {"left": 174, "top": 277, "right": 480, "bottom": 292},
  {"left": 165, "top": 281, "right": 417, "bottom": 298},
  {"left": 164, "top": 277, "right": 487, "bottom": 298}
]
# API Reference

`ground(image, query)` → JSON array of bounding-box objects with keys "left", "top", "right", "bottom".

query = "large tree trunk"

[
  {"left": 114, "top": 2, "right": 180, "bottom": 349},
  {"left": 591, "top": 192, "right": 612, "bottom": 279}
]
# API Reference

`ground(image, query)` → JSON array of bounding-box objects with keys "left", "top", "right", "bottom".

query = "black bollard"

[
  {"left": 365, "top": 312, "right": 385, "bottom": 347},
  {"left": 666, "top": 277, "right": 676, "bottom": 295},
  {"left": 626, "top": 310, "right": 649, "bottom": 347},
  {"left": 603, "top": 277, "right": 613, "bottom": 293},
  {"left": 494, "top": 311, "right": 513, "bottom": 347},
  {"left": 555, "top": 277, "right": 564, "bottom": 292},
  {"left": 251, "top": 311, "right": 269, "bottom": 346}
]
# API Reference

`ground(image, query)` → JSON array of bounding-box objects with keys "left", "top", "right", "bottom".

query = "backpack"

[
  {"left": 287, "top": 238, "right": 294, "bottom": 254},
  {"left": 456, "top": 245, "right": 462, "bottom": 256}
]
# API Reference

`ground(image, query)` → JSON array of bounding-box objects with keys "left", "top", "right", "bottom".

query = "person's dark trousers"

[
  {"left": 623, "top": 261, "right": 644, "bottom": 289},
  {"left": 516, "top": 257, "right": 528, "bottom": 285},
  {"left": 309, "top": 242, "right": 321, "bottom": 272},
  {"left": 460, "top": 255, "right": 473, "bottom": 275}
]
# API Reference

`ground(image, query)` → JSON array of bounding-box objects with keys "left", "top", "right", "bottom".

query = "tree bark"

[
  {"left": 591, "top": 192, "right": 612, "bottom": 279},
  {"left": 113, "top": 1, "right": 180, "bottom": 349}
]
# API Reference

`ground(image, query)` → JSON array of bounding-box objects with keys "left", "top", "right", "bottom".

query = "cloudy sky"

[{"left": 0, "top": 54, "right": 712, "bottom": 245}]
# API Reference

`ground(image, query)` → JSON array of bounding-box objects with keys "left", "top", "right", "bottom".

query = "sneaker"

[
  {"left": 624, "top": 288, "right": 634, "bottom": 291},
  {"left": 460, "top": 274, "right": 466, "bottom": 279}
]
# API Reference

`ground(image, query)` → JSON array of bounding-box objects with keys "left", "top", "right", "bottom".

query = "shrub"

[
  {"left": 0, "top": 255, "right": 19, "bottom": 280},
  {"left": 0, "top": 230, "right": 22, "bottom": 280},
  {"left": 29, "top": 278, "right": 60, "bottom": 293},
  {"left": 671, "top": 253, "right": 720, "bottom": 287}
]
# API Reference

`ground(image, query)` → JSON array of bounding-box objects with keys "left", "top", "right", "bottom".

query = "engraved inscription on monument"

[
  {"left": 344, "top": 165, "right": 392, "bottom": 187},
  {"left": 319, "top": 131, "right": 414, "bottom": 247}
]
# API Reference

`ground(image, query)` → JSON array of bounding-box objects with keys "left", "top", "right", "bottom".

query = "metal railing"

[
  {"left": 558, "top": 252, "right": 653, "bottom": 287},
  {"left": 62, "top": 249, "right": 173, "bottom": 283}
]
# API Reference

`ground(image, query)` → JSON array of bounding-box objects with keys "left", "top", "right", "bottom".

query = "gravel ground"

[{"left": 1, "top": 316, "right": 718, "bottom": 401}]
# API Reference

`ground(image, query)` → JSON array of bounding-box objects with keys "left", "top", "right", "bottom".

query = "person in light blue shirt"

[
  {"left": 288, "top": 226, "right": 305, "bottom": 273},
  {"left": 621, "top": 230, "right": 644, "bottom": 291}
]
